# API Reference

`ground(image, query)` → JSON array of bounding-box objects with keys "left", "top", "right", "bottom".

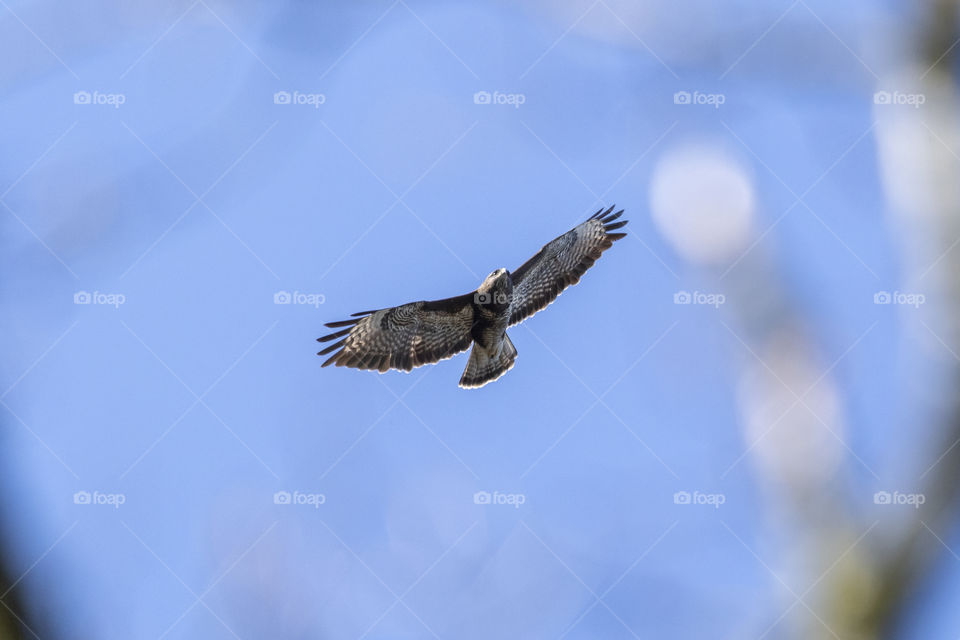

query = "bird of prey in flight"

[{"left": 318, "top": 205, "right": 627, "bottom": 388}]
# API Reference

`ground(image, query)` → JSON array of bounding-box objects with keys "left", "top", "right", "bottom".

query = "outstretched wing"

[
  {"left": 317, "top": 293, "right": 476, "bottom": 372},
  {"left": 508, "top": 205, "right": 627, "bottom": 326}
]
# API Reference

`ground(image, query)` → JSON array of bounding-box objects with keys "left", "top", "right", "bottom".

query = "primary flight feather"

[{"left": 317, "top": 205, "right": 628, "bottom": 388}]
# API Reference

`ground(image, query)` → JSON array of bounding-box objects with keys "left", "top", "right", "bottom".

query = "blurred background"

[{"left": 2, "top": 0, "right": 960, "bottom": 638}]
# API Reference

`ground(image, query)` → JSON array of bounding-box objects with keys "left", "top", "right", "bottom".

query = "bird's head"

[
  {"left": 479, "top": 268, "right": 511, "bottom": 291},
  {"left": 475, "top": 268, "right": 512, "bottom": 308}
]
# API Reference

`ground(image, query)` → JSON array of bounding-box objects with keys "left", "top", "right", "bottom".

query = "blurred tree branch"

[
  {"left": 825, "top": 1, "right": 960, "bottom": 638},
  {"left": 0, "top": 521, "right": 29, "bottom": 640}
]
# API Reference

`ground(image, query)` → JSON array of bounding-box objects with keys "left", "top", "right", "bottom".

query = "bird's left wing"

[
  {"left": 508, "top": 205, "right": 627, "bottom": 327},
  {"left": 318, "top": 293, "right": 476, "bottom": 372}
]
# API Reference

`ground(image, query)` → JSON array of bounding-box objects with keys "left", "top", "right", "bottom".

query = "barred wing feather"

[
  {"left": 508, "top": 206, "right": 627, "bottom": 327},
  {"left": 317, "top": 293, "right": 475, "bottom": 372}
]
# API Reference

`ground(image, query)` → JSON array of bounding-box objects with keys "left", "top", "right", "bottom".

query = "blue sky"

[{"left": 2, "top": 0, "right": 958, "bottom": 638}]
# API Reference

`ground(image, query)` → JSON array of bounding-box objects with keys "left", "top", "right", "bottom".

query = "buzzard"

[{"left": 318, "top": 205, "right": 627, "bottom": 388}]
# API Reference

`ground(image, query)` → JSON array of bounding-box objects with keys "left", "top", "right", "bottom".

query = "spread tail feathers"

[{"left": 459, "top": 335, "right": 517, "bottom": 389}]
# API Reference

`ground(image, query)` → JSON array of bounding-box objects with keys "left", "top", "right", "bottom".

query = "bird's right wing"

[
  {"left": 508, "top": 205, "right": 627, "bottom": 326},
  {"left": 318, "top": 293, "right": 476, "bottom": 372}
]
